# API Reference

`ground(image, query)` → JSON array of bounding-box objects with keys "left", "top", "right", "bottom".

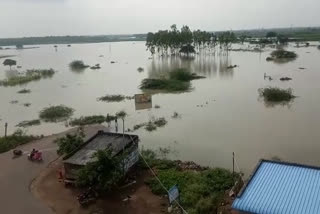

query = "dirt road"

[{"left": 0, "top": 125, "right": 108, "bottom": 214}]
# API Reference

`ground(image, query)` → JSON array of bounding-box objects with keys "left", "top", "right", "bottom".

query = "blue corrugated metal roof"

[{"left": 232, "top": 160, "right": 320, "bottom": 214}]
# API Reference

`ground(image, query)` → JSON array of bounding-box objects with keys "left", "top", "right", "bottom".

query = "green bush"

[
  {"left": 140, "top": 78, "right": 191, "bottom": 92},
  {"left": 169, "top": 68, "right": 203, "bottom": 81},
  {"left": 56, "top": 130, "right": 84, "bottom": 155},
  {"left": 69, "top": 60, "right": 89, "bottom": 70},
  {"left": 0, "top": 129, "right": 39, "bottom": 153},
  {"left": 39, "top": 105, "right": 74, "bottom": 122},
  {"left": 98, "top": 94, "right": 125, "bottom": 102},
  {"left": 259, "top": 87, "right": 296, "bottom": 102}
]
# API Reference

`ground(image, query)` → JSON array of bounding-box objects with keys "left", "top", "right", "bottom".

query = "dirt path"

[
  {"left": 0, "top": 125, "right": 108, "bottom": 214},
  {"left": 31, "top": 159, "right": 168, "bottom": 214}
]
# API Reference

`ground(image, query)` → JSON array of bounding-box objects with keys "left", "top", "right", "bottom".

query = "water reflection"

[{"left": 147, "top": 54, "right": 234, "bottom": 79}]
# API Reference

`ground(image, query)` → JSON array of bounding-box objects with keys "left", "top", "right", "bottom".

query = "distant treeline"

[{"left": 0, "top": 34, "right": 146, "bottom": 46}]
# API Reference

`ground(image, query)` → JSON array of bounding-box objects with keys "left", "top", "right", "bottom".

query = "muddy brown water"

[{"left": 1, "top": 42, "right": 320, "bottom": 175}]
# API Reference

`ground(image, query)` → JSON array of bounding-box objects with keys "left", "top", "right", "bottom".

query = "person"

[{"left": 30, "top": 148, "right": 36, "bottom": 159}]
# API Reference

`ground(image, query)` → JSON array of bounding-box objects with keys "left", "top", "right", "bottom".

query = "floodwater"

[{"left": 1, "top": 42, "right": 320, "bottom": 175}]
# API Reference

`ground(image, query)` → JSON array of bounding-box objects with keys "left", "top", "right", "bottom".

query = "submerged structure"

[
  {"left": 63, "top": 131, "right": 139, "bottom": 179},
  {"left": 232, "top": 160, "right": 320, "bottom": 214}
]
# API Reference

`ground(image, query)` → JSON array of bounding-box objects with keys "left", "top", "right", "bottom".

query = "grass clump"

[
  {"left": 137, "top": 67, "right": 144, "bottom": 72},
  {"left": 39, "top": 105, "right": 74, "bottom": 122},
  {"left": 69, "top": 115, "right": 106, "bottom": 126},
  {"left": 154, "top": 105, "right": 161, "bottom": 109},
  {"left": 0, "top": 129, "right": 40, "bottom": 153},
  {"left": 145, "top": 117, "right": 167, "bottom": 132},
  {"left": 153, "top": 117, "right": 167, "bottom": 127},
  {"left": 17, "top": 89, "right": 31, "bottom": 94},
  {"left": 69, "top": 60, "right": 89, "bottom": 70},
  {"left": 16, "top": 119, "right": 41, "bottom": 128},
  {"left": 259, "top": 87, "right": 296, "bottom": 102},
  {"left": 270, "top": 49, "right": 297, "bottom": 60},
  {"left": 140, "top": 79, "right": 191, "bottom": 92},
  {"left": 98, "top": 94, "right": 125, "bottom": 102},
  {"left": 145, "top": 122, "right": 157, "bottom": 132},
  {"left": 0, "top": 69, "right": 56, "bottom": 87},
  {"left": 141, "top": 149, "right": 236, "bottom": 214},
  {"left": 140, "top": 68, "right": 204, "bottom": 92}
]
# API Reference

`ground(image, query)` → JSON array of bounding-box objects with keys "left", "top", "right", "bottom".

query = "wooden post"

[
  {"left": 232, "top": 152, "right": 235, "bottom": 175},
  {"left": 4, "top": 122, "right": 8, "bottom": 138}
]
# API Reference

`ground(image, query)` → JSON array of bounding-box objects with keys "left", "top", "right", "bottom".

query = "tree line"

[{"left": 146, "top": 24, "right": 236, "bottom": 55}]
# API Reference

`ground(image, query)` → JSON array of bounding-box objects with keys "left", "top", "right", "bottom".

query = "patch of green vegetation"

[
  {"left": 140, "top": 68, "right": 204, "bottom": 92},
  {"left": 98, "top": 94, "right": 125, "bottom": 102},
  {"left": 0, "top": 129, "right": 40, "bottom": 153},
  {"left": 39, "top": 105, "right": 74, "bottom": 122},
  {"left": 137, "top": 67, "right": 144, "bottom": 72},
  {"left": 17, "top": 89, "right": 31, "bottom": 94},
  {"left": 133, "top": 123, "right": 147, "bottom": 131},
  {"left": 26, "top": 69, "right": 55, "bottom": 78},
  {"left": 16, "top": 119, "right": 41, "bottom": 128},
  {"left": 140, "top": 78, "right": 191, "bottom": 92},
  {"left": 259, "top": 87, "right": 296, "bottom": 102},
  {"left": 145, "top": 122, "right": 157, "bottom": 132},
  {"left": 56, "top": 128, "right": 84, "bottom": 155},
  {"left": 270, "top": 49, "right": 297, "bottom": 60},
  {"left": 0, "top": 69, "right": 56, "bottom": 86},
  {"left": 23, "top": 103, "right": 31, "bottom": 107},
  {"left": 69, "top": 60, "right": 89, "bottom": 70},
  {"left": 141, "top": 149, "right": 236, "bottom": 214},
  {"left": 153, "top": 117, "right": 167, "bottom": 127},
  {"left": 145, "top": 117, "right": 167, "bottom": 132},
  {"left": 69, "top": 115, "right": 106, "bottom": 126},
  {"left": 154, "top": 105, "right": 161, "bottom": 109}
]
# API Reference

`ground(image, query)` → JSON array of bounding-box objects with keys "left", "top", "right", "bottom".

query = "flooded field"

[{"left": 1, "top": 41, "right": 320, "bottom": 175}]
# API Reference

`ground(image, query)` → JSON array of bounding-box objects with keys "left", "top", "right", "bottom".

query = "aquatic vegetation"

[
  {"left": 69, "top": 60, "right": 89, "bottom": 70},
  {"left": 39, "top": 105, "right": 74, "bottom": 122},
  {"left": 0, "top": 129, "right": 40, "bottom": 153},
  {"left": 153, "top": 117, "right": 167, "bottom": 127},
  {"left": 137, "top": 67, "right": 144, "bottom": 72},
  {"left": 69, "top": 115, "right": 106, "bottom": 126},
  {"left": 140, "top": 68, "right": 203, "bottom": 92},
  {"left": 154, "top": 105, "right": 161, "bottom": 109},
  {"left": 133, "top": 123, "right": 147, "bottom": 130},
  {"left": 140, "top": 79, "right": 191, "bottom": 92},
  {"left": 10, "top": 100, "right": 18, "bottom": 104},
  {"left": 259, "top": 87, "right": 296, "bottom": 102},
  {"left": 16, "top": 119, "right": 41, "bottom": 128},
  {"left": 17, "top": 89, "right": 31, "bottom": 94},
  {"left": 0, "top": 69, "right": 56, "bottom": 86},
  {"left": 23, "top": 103, "right": 31, "bottom": 107},
  {"left": 98, "top": 94, "right": 133, "bottom": 102},
  {"left": 145, "top": 122, "right": 157, "bottom": 132},
  {"left": 90, "top": 64, "right": 101, "bottom": 70},
  {"left": 26, "top": 69, "right": 55, "bottom": 78},
  {"left": 98, "top": 94, "right": 125, "bottom": 102},
  {"left": 270, "top": 49, "right": 297, "bottom": 60},
  {"left": 280, "top": 77, "right": 292, "bottom": 81},
  {"left": 169, "top": 68, "right": 204, "bottom": 81}
]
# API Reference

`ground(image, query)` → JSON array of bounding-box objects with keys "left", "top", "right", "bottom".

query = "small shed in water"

[
  {"left": 232, "top": 159, "right": 320, "bottom": 214},
  {"left": 63, "top": 131, "right": 139, "bottom": 179}
]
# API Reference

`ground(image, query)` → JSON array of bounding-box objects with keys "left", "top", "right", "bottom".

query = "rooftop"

[
  {"left": 232, "top": 160, "right": 320, "bottom": 214},
  {"left": 63, "top": 131, "right": 138, "bottom": 166}
]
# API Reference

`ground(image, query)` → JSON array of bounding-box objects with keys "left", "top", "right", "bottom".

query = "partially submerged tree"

[
  {"left": 76, "top": 149, "right": 122, "bottom": 191},
  {"left": 69, "top": 60, "right": 89, "bottom": 70},
  {"left": 3, "top": 59, "right": 17, "bottom": 69}
]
